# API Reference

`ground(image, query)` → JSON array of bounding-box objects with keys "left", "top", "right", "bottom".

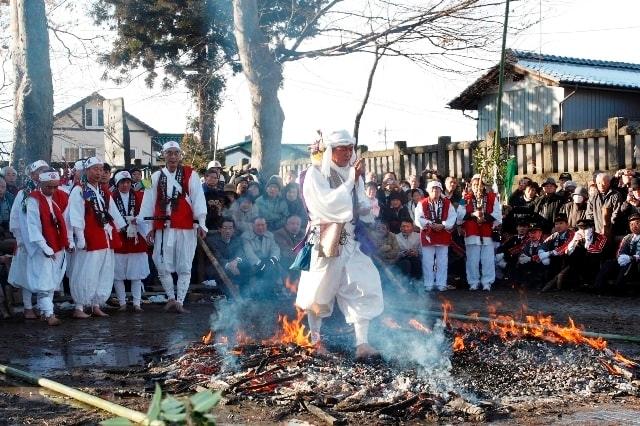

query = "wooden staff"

[{"left": 197, "top": 236, "right": 242, "bottom": 300}]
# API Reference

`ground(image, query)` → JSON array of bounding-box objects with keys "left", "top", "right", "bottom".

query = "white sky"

[{"left": 1, "top": 0, "right": 640, "bottom": 153}]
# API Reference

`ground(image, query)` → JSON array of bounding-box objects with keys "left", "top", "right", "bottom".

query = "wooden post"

[
  {"left": 608, "top": 117, "right": 628, "bottom": 171},
  {"left": 437, "top": 136, "right": 451, "bottom": 177},
  {"left": 393, "top": 140, "right": 407, "bottom": 180},
  {"left": 542, "top": 124, "right": 559, "bottom": 173}
]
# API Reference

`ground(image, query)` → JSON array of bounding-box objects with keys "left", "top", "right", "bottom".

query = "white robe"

[
  {"left": 139, "top": 167, "right": 207, "bottom": 276},
  {"left": 68, "top": 184, "right": 125, "bottom": 306},
  {"left": 8, "top": 190, "right": 29, "bottom": 289},
  {"left": 114, "top": 191, "right": 150, "bottom": 280},
  {"left": 296, "top": 165, "right": 384, "bottom": 323},
  {"left": 26, "top": 196, "right": 68, "bottom": 293}
]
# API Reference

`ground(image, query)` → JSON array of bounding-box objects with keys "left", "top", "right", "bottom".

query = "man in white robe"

[
  {"left": 69, "top": 157, "right": 125, "bottom": 318},
  {"left": 8, "top": 160, "right": 49, "bottom": 319},
  {"left": 296, "top": 130, "right": 384, "bottom": 360},
  {"left": 26, "top": 170, "right": 73, "bottom": 326},
  {"left": 140, "top": 141, "right": 207, "bottom": 314}
]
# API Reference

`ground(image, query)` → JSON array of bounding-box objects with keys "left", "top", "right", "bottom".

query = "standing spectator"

[
  {"left": 377, "top": 172, "right": 406, "bottom": 206},
  {"left": 395, "top": 219, "right": 422, "bottom": 284},
  {"left": 365, "top": 171, "right": 377, "bottom": 184},
  {"left": 508, "top": 177, "right": 532, "bottom": 207},
  {"left": 256, "top": 176, "right": 289, "bottom": 231},
  {"left": 613, "top": 168, "right": 636, "bottom": 198},
  {"left": 1, "top": 166, "right": 19, "bottom": 195},
  {"left": 130, "top": 168, "right": 145, "bottom": 192},
  {"left": 232, "top": 196, "right": 259, "bottom": 235},
  {"left": 0, "top": 177, "right": 15, "bottom": 230},
  {"left": 561, "top": 186, "right": 588, "bottom": 230},
  {"left": 241, "top": 217, "right": 281, "bottom": 294},
  {"left": 557, "top": 172, "right": 572, "bottom": 191},
  {"left": 273, "top": 215, "right": 305, "bottom": 272},
  {"left": 206, "top": 160, "right": 225, "bottom": 191},
  {"left": 533, "top": 178, "right": 563, "bottom": 233},
  {"left": 408, "top": 174, "right": 421, "bottom": 190},
  {"left": 205, "top": 218, "right": 248, "bottom": 293},
  {"left": 203, "top": 169, "right": 224, "bottom": 200},
  {"left": 407, "top": 188, "right": 424, "bottom": 225},
  {"left": 203, "top": 170, "right": 225, "bottom": 232},
  {"left": 235, "top": 179, "right": 249, "bottom": 197},
  {"left": 380, "top": 192, "right": 411, "bottom": 234},
  {"left": 283, "top": 183, "right": 308, "bottom": 230},
  {"left": 558, "top": 180, "right": 576, "bottom": 203},
  {"left": 101, "top": 163, "right": 112, "bottom": 191},
  {"left": 503, "top": 181, "right": 538, "bottom": 233},
  {"left": 586, "top": 173, "right": 623, "bottom": 238}
]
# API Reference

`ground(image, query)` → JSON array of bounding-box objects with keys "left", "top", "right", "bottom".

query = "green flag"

[{"left": 503, "top": 156, "right": 517, "bottom": 201}]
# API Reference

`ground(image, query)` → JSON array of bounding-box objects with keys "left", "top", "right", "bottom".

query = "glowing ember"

[
  {"left": 268, "top": 309, "right": 314, "bottom": 348},
  {"left": 382, "top": 317, "right": 402, "bottom": 329},
  {"left": 408, "top": 319, "right": 431, "bottom": 333},
  {"left": 201, "top": 330, "right": 213, "bottom": 344},
  {"left": 284, "top": 277, "right": 298, "bottom": 294},
  {"left": 236, "top": 330, "right": 253, "bottom": 346},
  {"left": 453, "top": 335, "right": 465, "bottom": 352},
  {"left": 613, "top": 351, "right": 640, "bottom": 368}
]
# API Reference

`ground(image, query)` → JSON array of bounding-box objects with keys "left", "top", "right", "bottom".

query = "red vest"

[
  {"left": 30, "top": 191, "right": 69, "bottom": 253},
  {"left": 153, "top": 166, "right": 194, "bottom": 230},
  {"left": 52, "top": 189, "right": 69, "bottom": 213},
  {"left": 82, "top": 186, "right": 122, "bottom": 251},
  {"left": 462, "top": 191, "right": 497, "bottom": 238},
  {"left": 420, "top": 197, "right": 452, "bottom": 246},
  {"left": 114, "top": 191, "right": 148, "bottom": 254}
]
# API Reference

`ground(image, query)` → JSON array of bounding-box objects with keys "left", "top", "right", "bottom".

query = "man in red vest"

[
  {"left": 69, "top": 157, "right": 126, "bottom": 318},
  {"left": 140, "top": 141, "right": 207, "bottom": 314},
  {"left": 414, "top": 180, "right": 457, "bottom": 291},
  {"left": 456, "top": 174, "right": 502, "bottom": 290},
  {"left": 26, "top": 170, "right": 72, "bottom": 326},
  {"left": 112, "top": 171, "right": 150, "bottom": 312}
]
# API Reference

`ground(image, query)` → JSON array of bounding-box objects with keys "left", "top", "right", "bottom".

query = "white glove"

[
  {"left": 76, "top": 236, "right": 86, "bottom": 250},
  {"left": 42, "top": 245, "right": 54, "bottom": 256},
  {"left": 541, "top": 256, "right": 550, "bottom": 266},
  {"left": 538, "top": 250, "right": 551, "bottom": 261},
  {"left": 518, "top": 254, "right": 531, "bottom": 264},
  {"left": 67, "top": 240, "right": 75, "bottom": 250},
  {"left": 618, "top": 254, "right": 632, "bottom": 266}
]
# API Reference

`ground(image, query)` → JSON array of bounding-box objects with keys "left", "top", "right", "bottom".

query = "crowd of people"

[{"left": 1, "top": 135, "right": 639, "bottom": 328}]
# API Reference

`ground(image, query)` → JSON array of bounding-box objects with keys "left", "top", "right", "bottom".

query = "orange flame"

[
  {"left": 201, "top": 330, "right": 213, "bottom": 344},
  {"left": 453, "top": 335, "right": 465, "bottom": 352},
  {"left": 408, "top": 319, "right": 431, "bottom": 333},
  {"left": 284, "top": 277, "right": 298, "bottom": 294},
  {"left": 236, "top": 330, "right": 253, "bottom": 346},
  {"left": 382, "top": 317, "right": 402, "bottom": 329},
  {"left": 268, "top": 308, "right": 314, "bottom": 348},
  {"left": 613, "top": 351, "right": 640, "bottom": 368},
  {"left": 441, "top": 299, "right": 453, "bottom": 325},
  {"left": 218, "top": 335, "right": 229, "bottom": 345}
]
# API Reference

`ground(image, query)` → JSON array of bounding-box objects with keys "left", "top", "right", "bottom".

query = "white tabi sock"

[
  {"left": 131, "top": 280, "right": 144, "bottom": 307},
  {"left": 159, "top": 274, "right": 175, "bottom": 300},
  {"left": 22, "top": 290, "right": 34, "bottom": 310},
  {"left": 354, "top": 319, "right": 370, "bottom": 347},
  {"left": 307, "top": 311, "right": 323, "bottom": 344},
  {"left": 113, "top": 280, "right": 126, "bottom": 306},
  {"left": 176, "top": 274, "right": 190, "bottom": 305}
]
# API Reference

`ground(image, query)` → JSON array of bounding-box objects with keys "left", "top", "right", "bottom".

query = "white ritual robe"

[
  {"left": 114, "top": 191, "right": 150, "bottom": 280},
  {"left": 8, "top": 190, "right": 29, "bottom": 289},
  {"left": 296, "top": 165, "right": 383, "bottom": 323},
  {"left": 69, "top": 184, "right": 125, "bottom": 306}
]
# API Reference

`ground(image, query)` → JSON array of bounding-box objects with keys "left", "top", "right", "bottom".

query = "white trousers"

[
  {"left": 70, "top": 248, "right": 115, "bottom": 307},
  {"left": 114, "top": 279, "right": 144, "bottom": 307},
  {"left": 421, "top": 245, "right": 449, "bottom": 290},
  {"left": 37, "top": 291, "right": 55, "bottom": 317},
  {"left": 22, "top": 289, "right": 35, "bottom": 310},
  {"left": 153, "top": 229, "right": 196, "bottom": 304},
  {"left": 465, "top": 243, "right": 495, "bottom": 289},
  {"left": 159, "top": 274, "right": 190, "bottom": 304}
]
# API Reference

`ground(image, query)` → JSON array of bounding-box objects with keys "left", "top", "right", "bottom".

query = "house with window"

[
  {"left": 221, "top": 138, "right": 309, "bottom": 167},
  {"left": 448, "top": 50, "right": 640, "bottom": 139},
  {"left": 52, "top": 92, "right": 158, "bottom": 166}
]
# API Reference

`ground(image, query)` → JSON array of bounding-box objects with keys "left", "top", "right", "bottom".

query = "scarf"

[
  {"left": 158, "top": 167, "right": 184, "bottom": 214},
  {"left": 428, "top": 198, "right": 443, "bottom": 224},
  {"left": 20, "top": 178, "right": 37, "bottom": 212},
  {"left": 82, "top": 183, "right": 111, "bottom": 226}
]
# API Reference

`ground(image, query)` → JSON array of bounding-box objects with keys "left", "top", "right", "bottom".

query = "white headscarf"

[{"left": 321, "top": 129, "right": 356, "bottom": 178}]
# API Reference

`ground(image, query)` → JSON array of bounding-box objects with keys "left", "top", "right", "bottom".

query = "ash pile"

[{"left": 139, "top": 305, "right": 640, "bottom": 424}]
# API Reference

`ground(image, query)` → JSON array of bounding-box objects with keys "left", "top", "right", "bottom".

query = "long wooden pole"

[{"left": 493, "top": 0, "right": 510, "bottom": 189}]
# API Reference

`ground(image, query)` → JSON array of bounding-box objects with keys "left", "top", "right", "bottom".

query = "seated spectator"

[
  {"left": 0, "top": 177, "right": 14, "bottom": 230},
  {"left": 241, "top": 217, "right": 281, "bottom": 296},
  {"left": 539, "top": 214, "right": 575, "bottom": 292},
  {"left": 283, "top": 183, "right": 308, "bottom": 230},
  {"left": 204, "top": 218, "right": 248, "bottom": 294},
  {"left": 515, "top": 224, "right": 549, "bottom": 289},
  {"left": 561, "top": 186, "right": 588, "bottom": 230},
  {"left": 565, "top": 218, "right": 607, "bottom": 288},
  {"left": 360, "top": 181, "right": 380, "bottom": 224},
  {"left": 618, "top": 178, "right": 640, "bottom": 228},
  {"left": 395, "top": 218, "right": 422, "bottom": 283},
  {"left": 1, "top": 166, "right": 19, "bottom": 196},
  {"left": 380, "top": 192, "right": 411, "bottom": 234},
  {"left": 231, "top": 196, "right": 259, "bottom": 235},
  {"left": 594, "top": 213, "right": 640, "bottom": 294},
  {"left": 370, "top": 220, "right": 400, "bottom": 266},
  {"left": 255, "top": 176, "right": 289, "bottom": 231},
  {"left": 613, "top": 168, "right": 636, "bottom": 198},
  {"left": 273, "top": 215, "right": 305, "bottom": 279},
  {"left": 496, "top": 220, "right": 530, "bottom": 280},
  {"left": 246, "top": 181, "right": 261, "bottom": 201}
]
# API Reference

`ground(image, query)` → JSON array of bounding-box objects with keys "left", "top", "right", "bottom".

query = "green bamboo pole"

[
  {"left": 0, "top": 364, "right": 151, "bottom": 424},
  {"left": 493, "top": 0, "right": 510, "bottom": 189},
  {"left": 388, "top": 307, "right": 640, "bottom": 343}
]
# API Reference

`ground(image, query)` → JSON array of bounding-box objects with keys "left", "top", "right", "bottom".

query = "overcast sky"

[{"left": 1, "top": 0, "right": 639, "bottom": 154}]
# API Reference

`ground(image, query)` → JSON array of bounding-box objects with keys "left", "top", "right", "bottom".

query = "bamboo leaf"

[
  {"left": 160, "top": 395, "right": 185, "bottom": 413},
  {"left": 146, "top": 383, "right": 162, "bottom": 420},
  {"left": 190, "top": 389, "right": 221, "bottom": 413},
  {"left": 161, "top": 411, "right": 188, "bottom": 422},
  {"left": 100, "top": 418, "right": 133, "bottom": 426}
]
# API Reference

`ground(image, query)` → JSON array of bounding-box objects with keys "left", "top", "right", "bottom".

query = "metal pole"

[
  {"left": 493, "top": 0, "right": 510, "bottom": 190},
  {"left": 0, "top": 364, "right": 150, "bottom": 424}
]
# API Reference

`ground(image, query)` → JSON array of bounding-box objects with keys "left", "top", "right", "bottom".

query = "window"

[
  {"left": 64, "top": 147, "right": 79, "bottom": 162},
  {"left": 81, "top": 147, "right": 96, "bottom": 158},
  {"left": 83, "top": 107, "right": 104, "bottom": 128}
]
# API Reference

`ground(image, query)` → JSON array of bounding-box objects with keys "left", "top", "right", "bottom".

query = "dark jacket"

[
  {"left": 533, "top": 193, "right": 564, "bottom": 233},
  {"left": 205, "top": 232, "right": 244, "bottom": 266},
  {"left": 560, "top": 201, "right": 587, "bottom": 230},
  {"left": 273, "top": 227, "right": 305, "bottom": 269},
  {"left": 379, "top": 205, "right": 411, "bottom": 234}
]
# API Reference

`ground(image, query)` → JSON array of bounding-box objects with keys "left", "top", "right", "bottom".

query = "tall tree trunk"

[
  {"left": 197, "top": 86, "right": 215, "bottom": 156},
  {"left": 233, "top": 0, "right": 284, "bottom": 180},
  {"left": 10, "top": 0, "right": 54, "bottom": 169}
]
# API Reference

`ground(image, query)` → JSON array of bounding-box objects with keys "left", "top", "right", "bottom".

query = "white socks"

[
  {"left": 307, "top": 311, "right": 323, "bottom": 344},
  {"left": 354, "top": 319, "right": 370, "bottom": 346}
]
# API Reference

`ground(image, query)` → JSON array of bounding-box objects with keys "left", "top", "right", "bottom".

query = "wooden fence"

[{"left": 279, "top": 117, "right": 639, "bottom": 181}]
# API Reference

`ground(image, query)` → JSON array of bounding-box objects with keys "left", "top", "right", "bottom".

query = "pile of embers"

[{"left": 141, "top": 307, "right": 640, "bottom": 423}]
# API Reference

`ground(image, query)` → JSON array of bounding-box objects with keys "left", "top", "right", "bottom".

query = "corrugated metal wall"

[
  {"left": 477, "top": 85, "right": 560, "bottom": 139},
  {"left": 561, "top": 89, "right": 640, "bottom": 131}
]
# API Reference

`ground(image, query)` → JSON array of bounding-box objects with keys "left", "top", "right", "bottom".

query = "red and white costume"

[
  {"left": 112, "top": 171, "right": 150, "bottom": 308},
  {"left": 414, "top": 181, "right": 456, "bottom": 291},
  {"left": 456, "top": 186, "right": 502, "bottom": 290},
  {"left": 26, "top": 172, "right": 72, "bottom": 317},
  {"left": 140, "top": 149, "right": 207, "bottom": 305},
  {"left": 69, "top": 157, "right": 125, "bottom": 310}
]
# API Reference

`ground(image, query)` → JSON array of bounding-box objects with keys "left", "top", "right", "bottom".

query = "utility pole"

[{"left": 493, "top": 0, "right": 510, "bottom": 191}]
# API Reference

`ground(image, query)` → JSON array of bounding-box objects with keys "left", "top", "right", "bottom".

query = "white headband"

[
  {"left": 162, "top": 140, "right": 181, "bottom": 152},
  {"left": 39, "top": 171, "right": 60, "bottom": 182},
  {"left": 114, "top": 170, "right": 132, "bottom": 186}
]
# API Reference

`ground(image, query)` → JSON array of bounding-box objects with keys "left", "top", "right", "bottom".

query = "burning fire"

[
  {"left": 442, "top": 299, "right": 453, "bottom": 324},
  {"left": 383, "top": 317, "right": 402, "bottom": 329},
  {"left": 201, "top": 330, "right": 213, "bottom": 345},
  {"left": 408, "top": 319, "right": 431, "bottom": 333},
  {"left": 268, "top": 309, "right": 314, "bottom": 348},
  {"left": 284, "top": 277, "right": 298, "bottom": 294},
  {"left": 453, "top": 335, "right": 465, "bottom": 352}
]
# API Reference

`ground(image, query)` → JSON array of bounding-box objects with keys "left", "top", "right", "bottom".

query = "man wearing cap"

[
  {"left": 516, "top": 223, "right": 550, "bottom": 289},
  {"left": 415, "top": 180, "right": 456, "bottom": 291},
  {"left": 25, "top": 169, "right": 72, "bottom": 325},
  {"left": 112, "top": 171, "right": 150, "bottom": 312},
  {"left": 140, "top": 141, "right": 207, "bottom": 314},
  {"left": 69, "top": 156, "right": 126, "bottom": 318},
  {"left": 206, "top": 160, "right": 225, "bottom": 191},
  {"left": 539, "top": 214, "right": 575, "bottom": 292},
  {"left": 297, "top": 129, "right": 383, "bottom": 360},
  {"left": 457, "top": 174, "right": 502, "bottom": 291},
  {"left": 594, "top": 213, "right": 640, "bottom": 292},
  {"left": 533, "top": 178, "right": 563, "bottom": 233},
  {"left": 8, "top": 160, "right": 50, "bottom": 319},
  {"left": 558, "top": 172, "right": 572, "bottom": 189}
]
